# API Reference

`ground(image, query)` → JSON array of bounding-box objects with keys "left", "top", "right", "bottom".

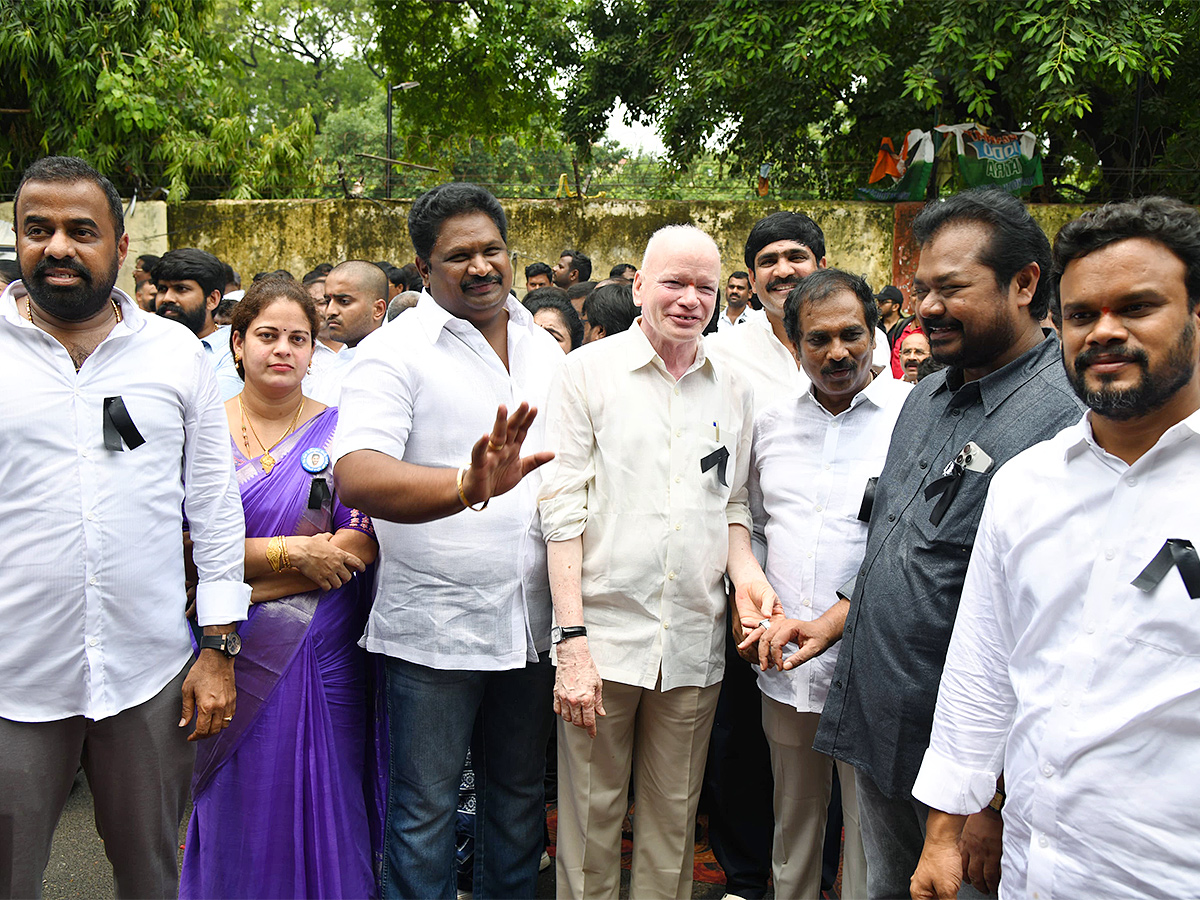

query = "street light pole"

[{"left": 385, "top": 81, "right": 419, "bottom": 199}]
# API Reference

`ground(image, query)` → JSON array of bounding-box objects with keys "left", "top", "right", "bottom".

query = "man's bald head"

[{"left": 322, "top": 260, "right": 388, "bottom": 347}]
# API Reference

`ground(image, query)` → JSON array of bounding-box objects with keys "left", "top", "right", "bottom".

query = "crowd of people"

[{"left": 1, "top": 154, "right": 1199, "bottom": 900}]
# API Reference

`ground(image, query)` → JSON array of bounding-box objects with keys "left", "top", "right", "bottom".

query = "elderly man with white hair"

[{"left": 539, "top": 224, "right": 777, "bottom": 900}]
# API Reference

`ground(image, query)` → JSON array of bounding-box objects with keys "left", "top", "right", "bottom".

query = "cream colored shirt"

[{"left": 539, "top": 323, "right": 754, "bottom": 691}]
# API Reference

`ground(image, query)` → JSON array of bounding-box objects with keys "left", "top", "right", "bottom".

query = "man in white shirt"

[
  {"left": 732, "top": 268, "right": 911, "bottom": 899},
  {"left": 717, "top": 270, "right": 759, "bottom": 330},
  {"left": 153, "top": 247, "right": 243, "bottom": 401},
  {"left": 911, "top": 197, "right": 1200, "bottom": 900},
  {"left": 303, "top": 259, "right": 387, "bottom": 405},
  {"left": 333, "top": 182, "right": 563, "bottom": 900},
  {"left": 0, "top": 156, "right": 250, "bottom": 899},
  {"left": 540, "top": 224, "right": 773, "bottom": 900}
]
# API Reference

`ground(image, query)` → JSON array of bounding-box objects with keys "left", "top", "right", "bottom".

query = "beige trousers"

[
  {"left": 762, "top": 694, "right": 868, "bottom": 900},
  {"left": 556, "top": 677, "right": 720, "bottom": 900}
]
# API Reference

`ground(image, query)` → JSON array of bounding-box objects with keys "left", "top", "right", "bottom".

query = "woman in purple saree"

[{"left": 180, "top": 279, "right": 383, "bottom": 899}]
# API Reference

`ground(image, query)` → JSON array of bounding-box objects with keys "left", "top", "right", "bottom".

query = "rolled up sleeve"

[{"left": 538, "top": 359, "right": 594, "bottom": 542}]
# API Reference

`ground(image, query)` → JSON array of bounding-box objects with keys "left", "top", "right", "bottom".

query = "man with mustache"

[
  {"left": 303, "top": 259, "right": 386, "bottom": 404},
  {"left": 911, "top": 197, "right": 1200, "bottom": 898},
  {"left": 729, "top": 268, "right": 909, "bottom": 900},
  {"left": 703, "top": 210, "right": 823, "bottom": 900},
  {"left": 333, "top": 182, "right": 563, "bottom": 899},
  {"left": 900, "top": 329, "right": 932, "bottom": 383},
  {"left": 153, "top": 247, "right": 242, "bottom": 400},
  {"left": 812, "top": 188, "right": 1084, "bottom": 899},
  {"left": 0, "top": 156, "right": 249, "bottom": 898}
]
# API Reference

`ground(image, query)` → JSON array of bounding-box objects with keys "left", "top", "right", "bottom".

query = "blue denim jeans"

[{"left": 380, "top": 653, "right": 554, "bottom": 900}]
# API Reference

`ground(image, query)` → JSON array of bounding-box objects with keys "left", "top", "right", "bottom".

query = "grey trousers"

[
  {"left": 0, "top": 662, "right": 194, "bottom": 900},
  {"left": 855, "top": 768, "right": 994, "bottom": 900}
]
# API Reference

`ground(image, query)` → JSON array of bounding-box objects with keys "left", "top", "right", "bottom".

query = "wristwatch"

[
  {"left": 987, "top": 788, "right": 1006, "bottom": 813},
  {"left": 199, "top": 632, "right": 242, "bottom": 659},
  {"left": 551, "top": 625, "right": 588, "bottom": 645}
]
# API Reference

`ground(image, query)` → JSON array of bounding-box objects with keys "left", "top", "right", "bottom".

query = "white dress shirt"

[
  {"left": 706, "top": 313, "right": 810, "bottom": 413},
  {"left": 333, "top": 292, "right": 564, "bottom": 671},
  {"left": 750, "top": 375, "right": 911, "bottom": 712},
  {"left": 539, "top": 323, "right": 754, "bottom": 691},
  {"left": 199, "top": 324, "right": 243, "bottom": 401},
  {"left": 0, "top": 283, "right": 250, "bottom": 723},
  {"left": 303, "top": 343, "right": 356, "bottom": 406},
  {"left": 912, "top": 410, "right": 1200, "bottom": 900},
  {"left": 716, "top": 306, "right": 764, "bottom": 331}
]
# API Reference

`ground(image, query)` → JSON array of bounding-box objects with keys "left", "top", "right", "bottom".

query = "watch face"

[
  {"left": 551, "top": 627, "right": 562, "bottom": 644},
  {"left": 225, "top": 632, "right": 242, "bottom": 656}
]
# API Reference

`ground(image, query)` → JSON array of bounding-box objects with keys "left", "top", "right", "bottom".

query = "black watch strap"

[
  {"left": 199, "top": 632, "right": 241, "bottom": 658},
  {"left": 552, "top": 625, "right": 588, "bottom": 644}
]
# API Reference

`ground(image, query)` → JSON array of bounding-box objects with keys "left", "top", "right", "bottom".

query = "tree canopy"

[
  {"left": 0, "top": 0, "right": 316, "bottom": 200},
  {"left": 564, "top": 0, "right": 1199, "bottom": 201}
]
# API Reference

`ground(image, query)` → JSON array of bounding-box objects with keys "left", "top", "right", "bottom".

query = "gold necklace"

[
  {"left": 239, "top": 395, "right": 305, "bottom": 474},
  {"left": 26, "top": 296, "right": 123, "bottom": 324}
]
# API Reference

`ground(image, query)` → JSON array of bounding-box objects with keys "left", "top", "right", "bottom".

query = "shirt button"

[
  {"left": 663, "top": 621, "right": 670, "bottom": 630},
  {"left": 806, "top": 551, "right": 813, "bottom": 559},
  {"left": 675, "top": 429, "right": 682, "bottom": 437},
  {"left": 89, "top": 576, "right": 98, "bottom": 585},
  {"left": 87, "top": 637, "right": 99, "bottom": 647},
  {"left": 951, "top": 409, "right": 961, "bottom": 417},
  {"left": 1038, "top": 835, "right": 1049, "bottom": 848},
  {"left": 1042, "top": 764, "right": 1054, "bottom": 777},
  {"left": 81, "top": 448, "right": 91, "bottom": 458},
  {"left": 814, "top": 504, "right": 823, "bottom": 512},
  {"left": 86, "top": 512, "right": 95, "bottom": 521},
  {"left": 919, "top": 460, "right": 928, "bottom": 469},
  {"left": 823, "top": 463, "right": 831, "bottom": 471},
  {"left": 673, "top": 386, "right": 680, "bottom": 396},
  {"left": 802, "top": 598, "right": 811, "bottom": 607},
  {"left": 1085, "top": 623, "right": 1096, "bottom": 634},
  {"left": 675, "top": 523, "right": 682, "bottom": 531},
  {"left": 834, "top": 679, "right": 843, "bottom": 689},
  {"left": 675, "top": 476, "right": 681, "bottom": 484},
  {"left": 887, "top": 514, "right": 896, "bottom": 522},
  {"left": 1126, "top": 476, "right": 1138, "bottom": 487},
  {"left": 1060, "top": 695, "right": 1071, "bottom": 706},
  {"left": 667, "top": 571, "right": 676, "bottom": 580},
  {"left": 1104, "top": 547, "right": 1116, "bottom": 560}
]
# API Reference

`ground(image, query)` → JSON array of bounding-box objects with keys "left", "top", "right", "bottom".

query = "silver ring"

[{"left": 757, "top": 618, "right": 771, "bottom": 631}]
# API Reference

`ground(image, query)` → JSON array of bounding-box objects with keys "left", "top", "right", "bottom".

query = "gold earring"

[{"left": 234, "top": 352, "right": 242, "bottom": 363}]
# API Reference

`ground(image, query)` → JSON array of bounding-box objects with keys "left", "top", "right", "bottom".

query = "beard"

[
  {"left": 22, "top": 255, "right": 118, "bottom": 322},
  {"left": 156, "top": 300, "right": 209, "bottom": 336},
  {"left": 1066, "top": 320, "right": 1197, "bottom": 420},
  {"left": 922, "top": 309, "right": 1019, "bottom": 371}
]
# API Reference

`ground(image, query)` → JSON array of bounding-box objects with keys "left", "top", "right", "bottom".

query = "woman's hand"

[{"left": 286, "top": 533, "right": 366, "bottom": 590}]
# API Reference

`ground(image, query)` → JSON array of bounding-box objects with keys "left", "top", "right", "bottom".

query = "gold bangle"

[
  {"left": 456, "top": 466, "right": 489, "bottom": 511},
  {"left": 266, "top": 535, "right": 284, "bottom": 573},
  {"left": 279, "top": 536, "right": 291, "bottom": 570}
]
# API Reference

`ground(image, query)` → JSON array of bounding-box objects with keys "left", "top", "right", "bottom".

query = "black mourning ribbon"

[
  {"left": 1132, "top": 539, "right": 1200, "bottom": 599},
  {"left": 701, "top": 446, "right": 730, "bottom": 487},
  {"left": 857, "top": 476, "right": 878, "bottom": 523},
  {"left": 923, "top": 464, "right": 964, "bottom": 527},
  {"left": 307, "top": 476, "right": 333, "bottom": 511},
  {"left": 102, "top": 396, "right": 145, "bottom": 451}
]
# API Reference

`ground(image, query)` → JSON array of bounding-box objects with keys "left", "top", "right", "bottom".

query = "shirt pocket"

[
  {"left": 700, "top": 436, "right": 735, "bottom": 505},
  {"left": 1123, "top": 559, "right": 1200, "bottom": 658}
]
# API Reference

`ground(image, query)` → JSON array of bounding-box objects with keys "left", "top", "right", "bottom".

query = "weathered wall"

[{"left": 169, "top": 198, "right": 896, "bottom": 292}]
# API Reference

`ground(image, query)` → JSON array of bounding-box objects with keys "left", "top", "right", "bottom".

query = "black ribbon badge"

[
  {"left": 923, "top": 440, "right": 994, "bottom": 527},
  {"left": 102, "top": 396, "right": 145, "bottom": 451},
  {"left": 701, "top": 445, "right": 730, "bottom": 487},
  {"left": 1132, "top": 539, "right": 1200, "bottom": 600},
  {"left": 307, "top": 477, "right": 333, "bottom": 511},
  {"left": 857, "top": 476, "right": 878, "bottom": 523}
]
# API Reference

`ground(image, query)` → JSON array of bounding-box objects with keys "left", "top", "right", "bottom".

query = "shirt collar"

[
  {"left": 413, "top": 289, "right": 530, "bottom": 343},
  {"left": 619, "top": 317, "right": 714, "bottom": 380},
  {"left": 800, "top": 367, "right": 893, "bottom": 416},
  {"left": 1065, "top": 406, "right": 1200, "bottom": 463},
  {"left": 932, "top": 330, "right": 1062, "bottom": 416},
  {"left": 1, "top": 280, "right": 146, "bottom": 335}
]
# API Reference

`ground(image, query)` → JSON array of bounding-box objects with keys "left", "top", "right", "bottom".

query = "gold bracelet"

[
  {"left": 456, "top": 466, "right": 489, "bottom": 511},
  {"left": 266, "top": 535, "right": 285, "bottom": 573},
  {"left": 279, "top": 536, "right": 291, "bottom": 570}
]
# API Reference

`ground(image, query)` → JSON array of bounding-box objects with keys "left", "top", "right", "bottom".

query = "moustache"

[
  {"left": 766, "top": 278, "right": 801, "bottom": 294},
  {"left": 821, "top": 360, "right": 858, "bottom": 376},
  {"left": 1074, "top": 344, "right": 1149, "bottom": 371},
  {"left": 34, "top": 256, "right": 91, "bottom": 284},
  {"left": 920, "top": 316, "right": 960, "bottom": 331},
  {"left": 462, "top": 275, "right": 502, "bottom": 290}
]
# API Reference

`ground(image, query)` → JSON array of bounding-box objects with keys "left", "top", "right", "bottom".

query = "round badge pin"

[{"left": 300, "top": 447, "right": 330, "bottom": 474}]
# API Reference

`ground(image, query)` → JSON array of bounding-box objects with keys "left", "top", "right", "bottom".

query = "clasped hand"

[{"left": 288, "top": 533, "right": 366, "bottom": 590}]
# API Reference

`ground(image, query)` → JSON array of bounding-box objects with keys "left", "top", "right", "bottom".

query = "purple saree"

[{"left": 179, "top": 408, "right": 385, "bottom": 899}]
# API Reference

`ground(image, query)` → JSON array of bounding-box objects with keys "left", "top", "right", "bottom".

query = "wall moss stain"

[{"left": 167, "top": 198, "right": 1106, "bottom": 295}]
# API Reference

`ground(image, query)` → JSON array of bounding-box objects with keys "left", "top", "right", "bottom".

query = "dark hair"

[
  {"left": 137, "top": 253, "right": 160, "bottom": 270},
  {"left": 783, "top": 268, "right": 880, "bottom": 347},
  {"left": 0, "top": 258, "right": 22, "bottom": 285},
  {"left": 743, "top": 211, "right": 826, "bottom": 271},
  {"left": 14, "top": 156, "right": 125, "bottom": 236},
  {"left": 917, "top": 356, "right": 947, "bottom": 381},
  {"left": 1052, "top": 196, "right": 1200, "bottom": 318},
  {"left": 378, "top": 263, "right": 404, "bottom": 287},
  {"left": 728, "top": 270, "right": 750, "bottom": 283},
  {"left": 301, "top": 267, "right": 327, "bottom": 286},
  {"left": 525, "top": 261, "right": 553, "bottom": 282},
  {"left": 560, "top": 249, "right": 592, "bottom": 282},
  {"left": 154, "top": 248, "right": 227, "bottom": 300},
  {"left": 582, "top": 281, "right": 638, "bottom": 337},
  {"left": 609, "top": 262, "right": 636, "bottom": 279},
  {"left": 912, "top": 187, "right": 1053, "bottom": 321},
  {"left": 221, "top": 261, "right": 239, "bottom": 289},
  {"left": 524, "top": 288, "right": 584, "bottom": 350},
  {"left": 397, "top": 263, "right": 423, "bottom": 292},
  {"left": 230, "top": 277, "right": 320, "bottom": 380},
  {"left": 252, "top": 268, "right": 293, "bottom": 283},
  {"left": 566, "top": 281, "right": 597, "bottom": 303},
  {"left": 408, "top": 182, "right": 507, "bottom": 261}
]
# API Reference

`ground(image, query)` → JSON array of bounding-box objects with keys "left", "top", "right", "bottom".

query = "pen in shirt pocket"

[{"left": 712, "top": 420, "right": 720, "bottom": 441}]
